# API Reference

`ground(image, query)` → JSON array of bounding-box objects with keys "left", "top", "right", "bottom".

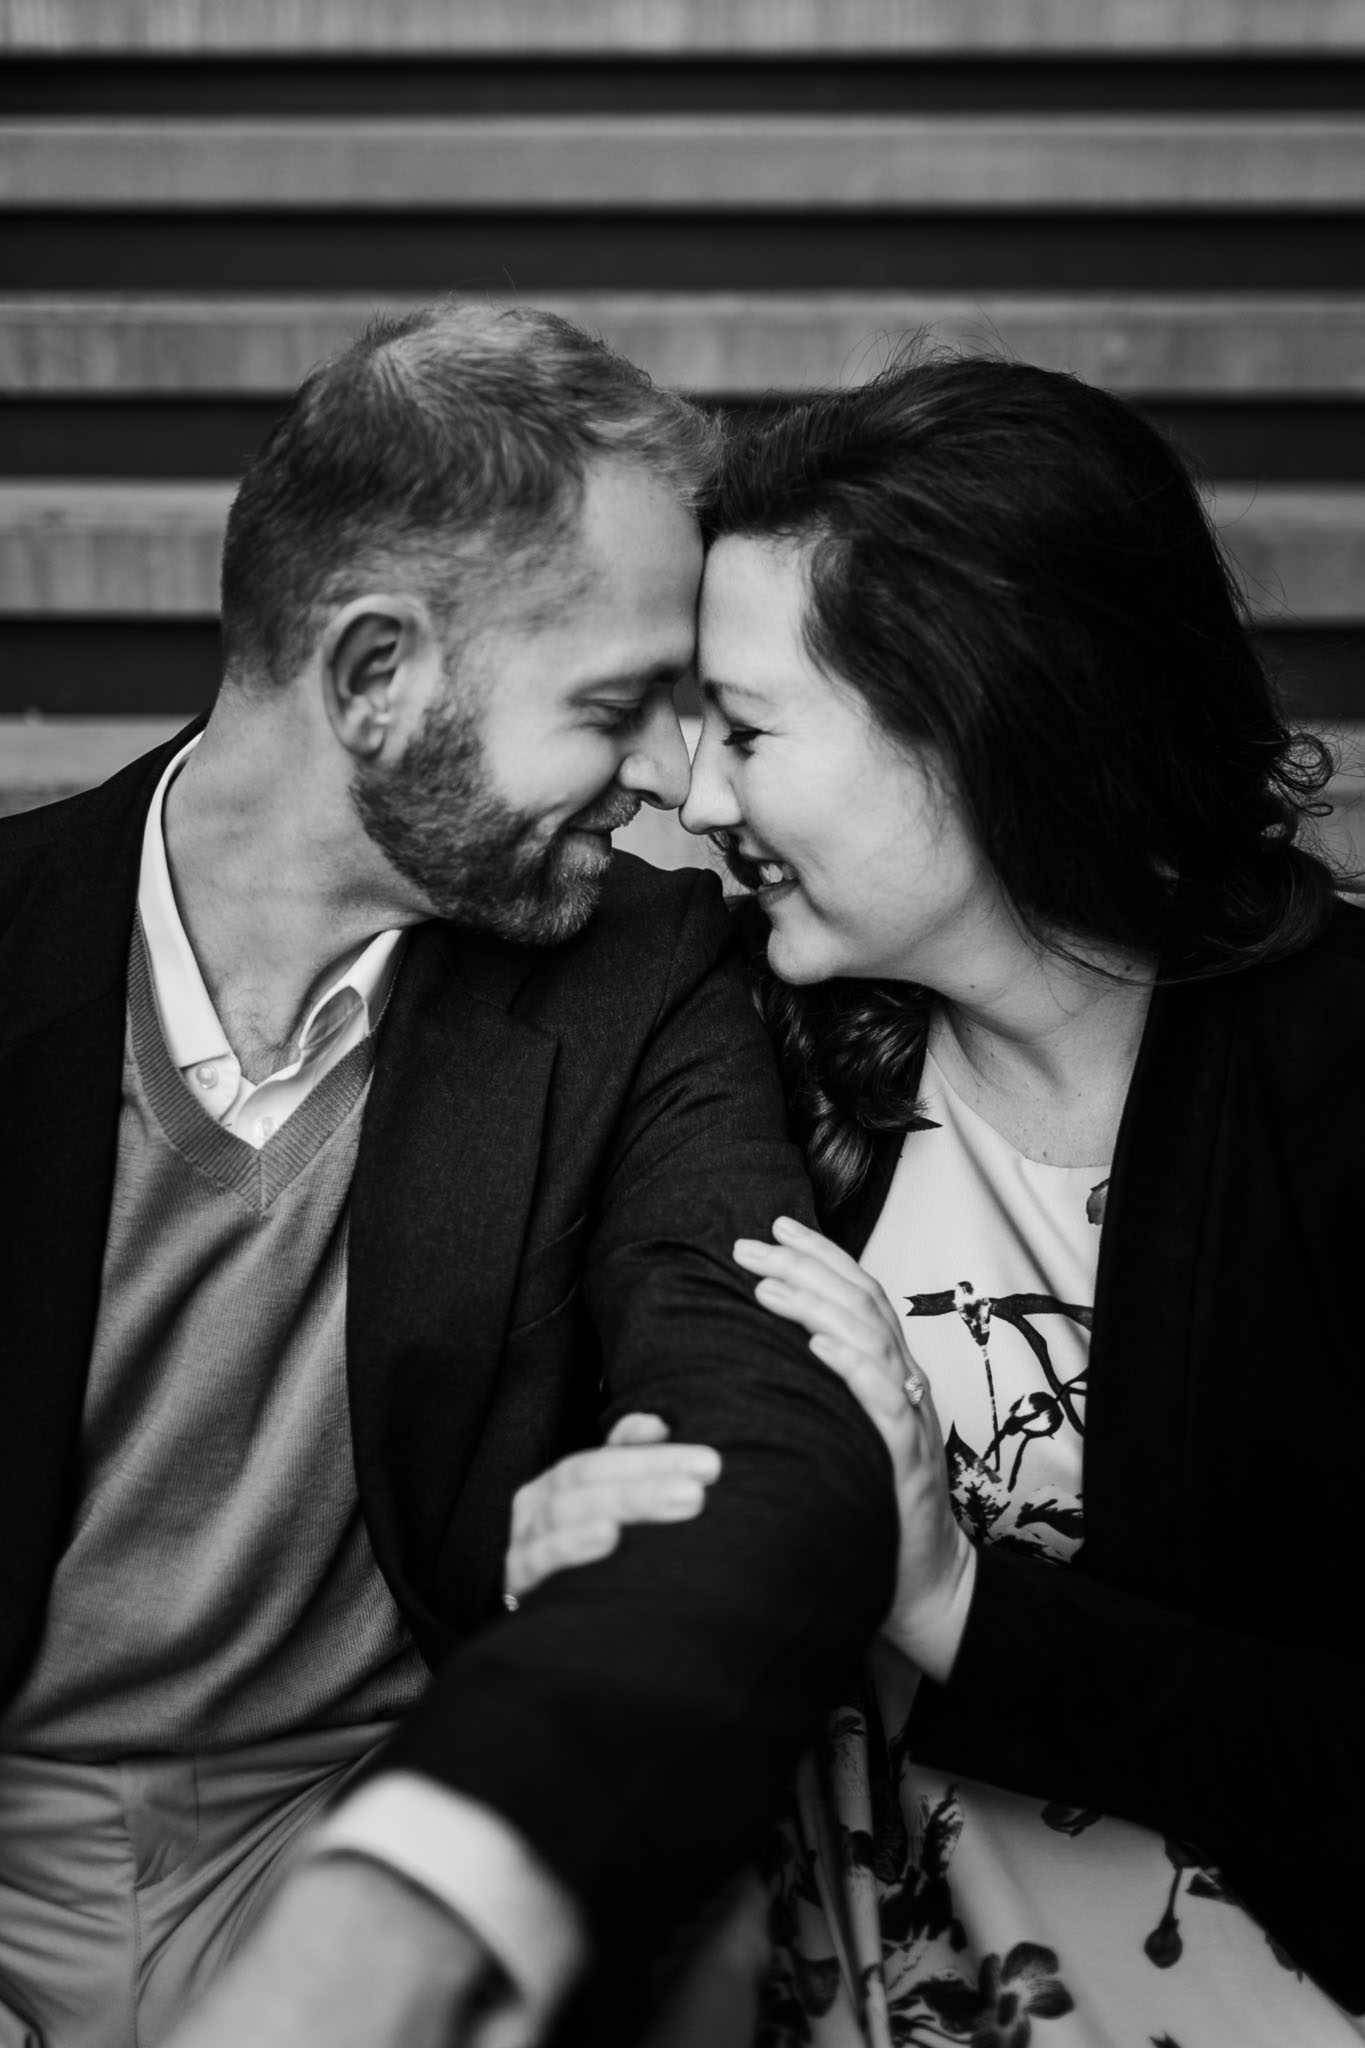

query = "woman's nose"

[{"left": 680, "top": 722, "right": 742, "bottom": 837}]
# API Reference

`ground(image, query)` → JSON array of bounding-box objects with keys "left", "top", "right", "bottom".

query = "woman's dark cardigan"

[{"left": 824, "top": 896, "right": 1365, "bottom": 2015}]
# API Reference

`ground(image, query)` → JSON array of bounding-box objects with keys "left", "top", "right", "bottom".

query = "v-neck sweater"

[{"left": 3, "top": 927, "right": 428, "bottom": 1754}]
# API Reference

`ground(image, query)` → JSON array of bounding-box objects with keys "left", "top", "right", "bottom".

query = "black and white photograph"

[{"left": 2, "top": 5, "right": 1364, "bottom": 2045}]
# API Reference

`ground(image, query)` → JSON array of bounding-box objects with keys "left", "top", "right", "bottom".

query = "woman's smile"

[
  {"left": 684, "top": 535, "right": 1002, "bottom": 992},
  {"left": 755, "top": 861, "right": 798, "bottom": 903}
]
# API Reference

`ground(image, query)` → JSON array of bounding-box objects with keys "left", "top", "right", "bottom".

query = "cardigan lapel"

[
  {"left": 345, "top": 920, "right": 558, "bottom": 1653},
  {"left": 832, "top": 1121, "right": 917, "bottom": 1258},
  {"left": 1081, "top": 968, "right": 1238, "bottom": 1603},
  {"left": 827, "top": 974, "right": 1236, "bottom": 1611},
  {"left": 0, "top": 731, "right": 193, "bottom": 1688}
]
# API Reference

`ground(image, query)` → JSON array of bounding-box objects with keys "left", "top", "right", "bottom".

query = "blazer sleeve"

[
  {"left": 910, "top": 1465, "right": 1365, "bottom": 2010},
  {"left": 378, "top": 874, "right": 900, "bottom": 1988}
]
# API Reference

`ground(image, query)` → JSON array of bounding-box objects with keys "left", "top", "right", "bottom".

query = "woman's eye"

[{"left": 722, "top": 725, "right": 762, "bottom": 754}]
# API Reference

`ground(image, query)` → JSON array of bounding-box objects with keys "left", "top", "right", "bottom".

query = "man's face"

[{"left": 352, "top": 459, "right": 702, "bottom": 944}]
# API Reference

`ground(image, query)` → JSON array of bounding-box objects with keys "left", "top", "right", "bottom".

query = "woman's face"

[{"left": 682, "top": 535, "right": 1005, "bottom": 990}]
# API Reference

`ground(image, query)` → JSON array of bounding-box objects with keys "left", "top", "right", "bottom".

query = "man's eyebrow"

[{"left": 570, "top": 660, "right": 693, "bottom": 698}]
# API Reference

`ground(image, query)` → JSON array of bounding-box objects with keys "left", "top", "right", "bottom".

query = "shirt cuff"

[{"left": 310, "top": 1770, "right": 585, "bottom": 2048}]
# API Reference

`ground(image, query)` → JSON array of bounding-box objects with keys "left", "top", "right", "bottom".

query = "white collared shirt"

[
  {"left": 137, "top": 738, "right": 583, "bottom": 2040},
  {"left": 139, "top": 738, "right": 405, "bottom": 1146}
]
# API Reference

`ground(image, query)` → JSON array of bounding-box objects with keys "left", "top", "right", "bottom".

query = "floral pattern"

[
  {"left": 755, "top": 1063, "right": 1355, "bottom": 2047},
  {"left": 757, "top": 1685, "right": 1079, "bottom": 2048},
  {"left": 904, "top": 1287, "right": 1088, "bottom": 1563}
]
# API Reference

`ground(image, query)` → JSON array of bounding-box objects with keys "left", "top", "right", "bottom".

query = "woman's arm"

[
  {"left": 504, "top": 1214, "right": 973, "bottom": 1674},
  {"left": 736, "top": 1225, "right": 1365, "bottom": 2014},
  {"left": 503, "top": 1210, "right": 1365, "bottom": 2012},
  {"left": 911, "top": 1540, "right": 1365, "bottom": 2010},
  {"left": 732, "top": 1215, "right": 976, "bottom": 1682}
]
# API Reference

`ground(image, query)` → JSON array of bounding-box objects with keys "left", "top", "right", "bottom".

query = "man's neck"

[{"left": 161, "top": 711, "right": 420, "bottom": 1081}]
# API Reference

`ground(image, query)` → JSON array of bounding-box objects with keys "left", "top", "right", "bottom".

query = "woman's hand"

[
  {"left": 732, "top": 1215, "right": 977, "bottom": 1683},
  {"left": 504, "top": 1413, "right": 722, "bottom": 1603}
]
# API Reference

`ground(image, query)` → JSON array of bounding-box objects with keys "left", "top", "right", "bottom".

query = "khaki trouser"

[{"left": 0, "top": 1722, "right": 388, "bottom": 2048}]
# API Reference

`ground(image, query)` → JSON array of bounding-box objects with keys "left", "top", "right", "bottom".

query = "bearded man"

[{"left": 0, "top": 303, "right": 894, "bottom": 2048}]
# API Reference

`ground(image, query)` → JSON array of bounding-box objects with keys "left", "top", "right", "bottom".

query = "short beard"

[{"left": 350, "top": 692, "right": 608, "bottom": 946}]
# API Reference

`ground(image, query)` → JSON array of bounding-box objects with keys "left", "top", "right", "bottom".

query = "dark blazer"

[
  {"left": 836, "top": 901, "right": 1365, "bottom": 2013},
  {"left": 0, "top": 732, "right": 897, "bottom": 1993}
]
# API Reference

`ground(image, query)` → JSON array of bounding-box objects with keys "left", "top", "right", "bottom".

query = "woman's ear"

[{"left": 318, "top": 594, "right": 438, "bottom": 760}]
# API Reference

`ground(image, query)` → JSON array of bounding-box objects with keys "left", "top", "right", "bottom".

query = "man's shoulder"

[
  {"left": 0, "top": 728, "right": 190, "bottom": 869},
  {"left": 0, "top": 785, "right": 97, "bottom": 856},
  {"left": 565, "top": 851, "right": 731, "bottom": 972},
  {"left": 599, "top": 848, "right": 720, "bottom": 924},
  {"left": 496, "top": 853, "right": 743, "bottom": 1038},
  {"left": 0, "top": 786, "right": 105, "bottom": 922},
  {"left": 0, "top": 732, "right": 189, "bottom": 950}
]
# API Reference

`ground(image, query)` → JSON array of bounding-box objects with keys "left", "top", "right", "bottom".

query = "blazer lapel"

[
  {"left": 346, "top": 920, "right": 558, "bottom": 1649},
  {"left": 0, "top": 732, "right": 191, "bottom": 1684}
]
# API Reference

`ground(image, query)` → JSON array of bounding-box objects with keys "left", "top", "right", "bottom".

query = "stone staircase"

[{"left": 3, "top": 0, "right": 1364, "bottom": 869}]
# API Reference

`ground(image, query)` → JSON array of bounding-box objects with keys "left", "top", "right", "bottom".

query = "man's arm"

[
  {"left": 170, "top": 871, "right": 898, "bottom": 2045},
  {"left": 164, "top": 1859, "right": 489, "bottom": 2048},
  {"left": 378, "top": 872, "right": 899, "bottom": 1964}
]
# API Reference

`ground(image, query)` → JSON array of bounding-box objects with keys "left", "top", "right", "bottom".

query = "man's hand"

[{"left": 163, "top": 1855, "right": 494, "bottom": 2048}]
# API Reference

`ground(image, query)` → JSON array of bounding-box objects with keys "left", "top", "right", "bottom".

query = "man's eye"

[
  {"left": 722, "top": 725, "right": 762, "bottom": 754},
  {"left": 593, "top": 702, "right": 648, "bottom": 733}
]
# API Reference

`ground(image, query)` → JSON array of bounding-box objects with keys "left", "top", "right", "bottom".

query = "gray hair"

[{"left": 220, "top": 300, "right": 719, "bottom": 685}]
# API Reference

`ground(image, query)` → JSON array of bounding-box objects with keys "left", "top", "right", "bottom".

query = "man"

[{"left": 0, "top": 303, "right": 895, "bottom": 2047}]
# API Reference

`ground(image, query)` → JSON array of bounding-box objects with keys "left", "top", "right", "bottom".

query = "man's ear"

[{"left": 318, "top": 595, "right": 438, "bottom": 760}]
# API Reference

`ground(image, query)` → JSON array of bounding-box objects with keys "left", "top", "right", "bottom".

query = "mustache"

[{"left": 566, "top": 795, "right": 642, "bottom": 836}]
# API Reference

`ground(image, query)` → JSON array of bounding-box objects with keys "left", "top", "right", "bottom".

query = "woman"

[{"left": 504, "top": 356, "right": 1365, "bottom": 2045}]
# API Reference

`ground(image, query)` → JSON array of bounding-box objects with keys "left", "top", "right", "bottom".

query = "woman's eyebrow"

[{"left": 700, "top": 677, "right": 770, "bottom": 707}]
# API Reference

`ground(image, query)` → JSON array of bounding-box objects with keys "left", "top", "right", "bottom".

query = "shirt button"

[
  {"left": 194, "top": 1063, "right": 218, "bottom": 1089},
  {"left": 256, "top": 1115, "right": 277, "bottom": 1142}
]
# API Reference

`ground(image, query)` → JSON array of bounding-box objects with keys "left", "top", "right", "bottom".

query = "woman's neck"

[{"left": 927, "top": 939, "right": 1155, "bottom": 1168}]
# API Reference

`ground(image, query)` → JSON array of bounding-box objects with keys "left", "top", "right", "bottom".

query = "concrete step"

[
  {"left": 4, "top": 478, "right": 1362, "bottom": 623},
  {"left": 5, "top": 115, "right": 1365, "bottom": 210},
  {"left": 6, "top": 0, "right": 1364, "bottom": 56},
  {"left": 6, "top": 293, "right": 1365, "bottom": 397}
]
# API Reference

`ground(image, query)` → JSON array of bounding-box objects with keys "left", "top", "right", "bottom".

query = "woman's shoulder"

[
  {"left": 1224, "top": 897, "right": 1365, "bottom": 1112},
  {"left": 1320, "top": 892, "right": 1365, "bottom": 963},
  {"left": 1254, "top": 894, "right": 1365, "bottom": 1004}
]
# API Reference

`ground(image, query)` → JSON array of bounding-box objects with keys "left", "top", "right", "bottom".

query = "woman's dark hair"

[{"left": 708, "top": 352, "right": 1338, "bottom": 1217}]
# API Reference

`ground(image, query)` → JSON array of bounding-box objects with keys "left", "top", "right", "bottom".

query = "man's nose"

[
  {"left": 679, "top": 722, "right": 741, "bottom": 837},
  {"left": 620, "top": 697, "right": 693, "bottom": 812}
]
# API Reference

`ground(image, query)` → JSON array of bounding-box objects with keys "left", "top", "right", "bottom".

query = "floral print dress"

[{"left": 758, "top": 1051, "right": 1364, "bottom": 2048}]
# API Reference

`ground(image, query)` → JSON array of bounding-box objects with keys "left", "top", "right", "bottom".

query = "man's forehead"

[
  {"left": 493, "top": 518, "right": 699, "bottom": 632},
  {"left": 479, "top": 535, "right": 597, "bottom": 637},
  {"left": 565, "top": 652, "right": 695, "bottom": 699},
  {"left": 459, "top": 547, "right": 696, "bottom": 697}
]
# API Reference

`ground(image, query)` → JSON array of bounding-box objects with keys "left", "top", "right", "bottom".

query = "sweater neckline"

[{"left": 126, "top": 917, "right": 375, "bottom": 1211}]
